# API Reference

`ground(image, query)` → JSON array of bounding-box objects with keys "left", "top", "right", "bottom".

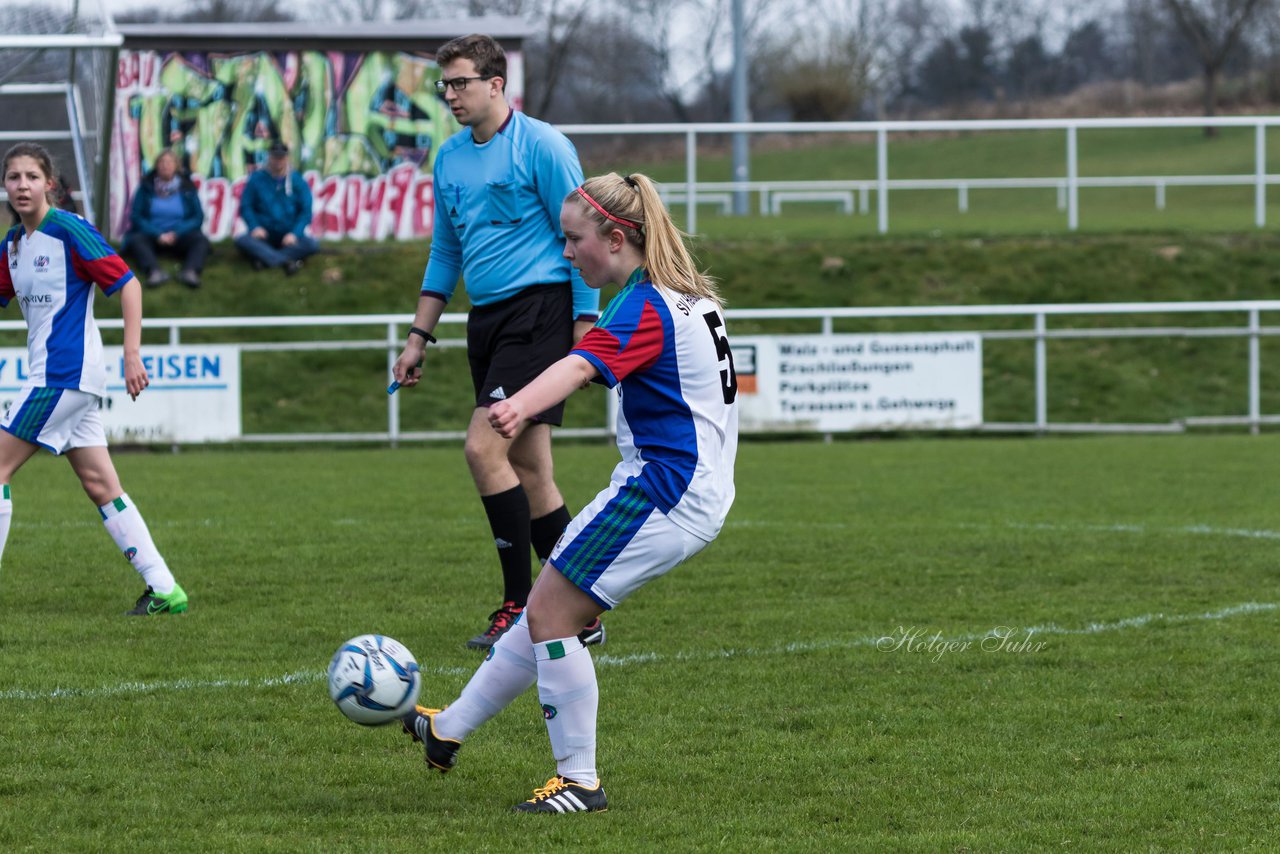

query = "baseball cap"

[{"left": 268, "top": 140, "right": 289, "bottom": 156}]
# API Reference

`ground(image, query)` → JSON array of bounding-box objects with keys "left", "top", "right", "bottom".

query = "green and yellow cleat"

[{"left": 125, "top": 583, "right": 188, "bottom": 616}]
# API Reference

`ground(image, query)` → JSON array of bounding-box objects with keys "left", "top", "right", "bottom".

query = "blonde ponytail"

[{"left": 566, "top": 172, "right": 721, "bottom": 305}]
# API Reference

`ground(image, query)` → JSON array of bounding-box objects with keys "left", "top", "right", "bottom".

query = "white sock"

[
  {"left": 535, "top": 635, "right": 598, "bottom": 788},
  {"left": 99, "top": 493, "right": 175, "bottom": 594},
  {"left": 435, "top": 616, "right": 537, "bottom": 742},
  {"left": 0, "top": 484, "right": 12, "bottom": 569}
]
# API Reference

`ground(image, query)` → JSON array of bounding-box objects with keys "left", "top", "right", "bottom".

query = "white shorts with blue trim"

[
  {"left": 0, "top": 385, "right": 107, "bottom": 455},
  {"left": 549, "top": 478, "right": 709, "bottom": 610}
]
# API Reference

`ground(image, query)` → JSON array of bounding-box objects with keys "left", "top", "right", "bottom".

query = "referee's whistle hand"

[{"left": 392, "top": 348, "right": 424, "bottom": 387}]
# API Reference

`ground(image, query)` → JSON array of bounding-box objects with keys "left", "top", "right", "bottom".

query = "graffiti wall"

[{"left": 110, "top": 47, "right": 524, "bottom": 242}]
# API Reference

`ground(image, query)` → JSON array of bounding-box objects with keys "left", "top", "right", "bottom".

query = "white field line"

[
  {"left": 12, "top": 518, "right": 221, "bottom": 530},
  {"left": 964, "top": 521, "right": 1280, "bottom": 541},
  {"left": 0, "top": 664, "right": 474, "bottom": 702},
  {"left": 730, "top": 520, "right": 1280, "bottom": 540},
  {"left": 1, "top": 601, "right": 1274, "bottom": 703},
  {"left": 15, "top": 518, "right": 1276, "bottom": 538},
  {"left": 726, "top": 519, "right": 851, "bottom": 530}
]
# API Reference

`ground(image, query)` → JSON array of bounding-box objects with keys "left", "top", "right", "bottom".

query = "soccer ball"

[{"left": 327, "top": 634, "right": 422, "bottom": 726}]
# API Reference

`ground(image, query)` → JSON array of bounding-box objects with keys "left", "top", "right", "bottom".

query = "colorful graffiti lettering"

[{"left": 110, "top": 48, "right": 503, "bottom": 242}]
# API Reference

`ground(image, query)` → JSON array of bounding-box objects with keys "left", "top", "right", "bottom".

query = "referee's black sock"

[
  {"left": 481, "top": 485, "right": 532, "bottom": 607},
  {"left": 531, "top": 504, "right": 572, "bottom": 564}
]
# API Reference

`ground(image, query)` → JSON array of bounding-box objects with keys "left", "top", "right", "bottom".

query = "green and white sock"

[
  {"left": 436, "top": 617, "right": 537, "bottom": 742},
  {"left": 535, "top": 635, "right": 598, "bottom": 788},
  {"left": 0, "top": 484, "right": 12, "bottom": 569},
  {"left": 99, "top": 493, "right": 175, "bottom": 594}
]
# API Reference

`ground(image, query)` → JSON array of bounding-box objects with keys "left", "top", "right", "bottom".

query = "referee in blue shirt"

[{"left": 393, "top": 34, "right": 604, "bottom": 651}]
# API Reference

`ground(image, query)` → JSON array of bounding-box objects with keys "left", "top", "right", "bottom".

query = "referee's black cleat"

[
  {"left": 465, "top": 601, "right": 524, "bottom": 650},
  {"left": 513, "top": 776, "right": 608, "bottom": 813},
  {"left": 577, "top": 618, "right": 606, "bottom": 647},
  {"left": 400, "top": 705, "right": 460, "bottom": 772}
]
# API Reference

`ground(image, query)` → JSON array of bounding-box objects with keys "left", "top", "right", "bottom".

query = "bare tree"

[
  {"left": 387, "top": 0, "right": 590, "bottom": 118},
  {"left": 883, "top": 0, "right": 951, "bottom": 113},
  {"left": 524, "top": 0, "right": 592, "bottom": 116},
  {"left": 113, "top": 5, "right": 166, "bottom": 24},
  {"left": 1161, "top": 0, "right": 1270, "bottom": 130},
  {"left": 164, "top": 0, "right": 294, "bottom": 22},
  {"left": 327, "top": 0, "right": 394, "bottom": 21},
  {"left": 632, "top": 0, "right": 730, "bottom": 122},
  {"left": 766, "top": 30, "right": 876, "bottom": 120},
  {"left": 630, "top": 0, "right": 796, "bottom": 122},
  {"left": 821, "top": 0, "right": 902, "bottom": 118}
]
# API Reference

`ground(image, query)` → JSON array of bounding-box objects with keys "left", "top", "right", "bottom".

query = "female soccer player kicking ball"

[
  {"left": 0, "top": 143, "right": 188, "bottom": 615},
  {"left": 401, "top": 171, "right": 739, "bottom": 812}
]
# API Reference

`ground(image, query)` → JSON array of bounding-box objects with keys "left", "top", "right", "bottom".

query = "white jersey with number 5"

[{"left": 571, "top": 268, "right": 738, "bottom": 541}]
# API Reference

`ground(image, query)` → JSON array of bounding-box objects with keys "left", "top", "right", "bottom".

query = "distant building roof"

[{"left": 116, "top": 18, "right": 530, "bottom": 52}]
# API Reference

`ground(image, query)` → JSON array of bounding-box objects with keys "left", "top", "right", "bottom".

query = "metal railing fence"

[
  {"left": 0, "top": 299, "right": 1273, "bottom": 443},
  {"left": 557, "top": 116, "right": 1280, "bottom": 234}
]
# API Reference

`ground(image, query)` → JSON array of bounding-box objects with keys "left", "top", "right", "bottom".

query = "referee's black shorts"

[{"left": 466, "top": 282, "right": 574, "bottom": 426}]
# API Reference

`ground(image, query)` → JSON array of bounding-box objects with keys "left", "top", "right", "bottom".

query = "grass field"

[{"left": 1, "top": 435, "right": 1278, "bottom": 850}]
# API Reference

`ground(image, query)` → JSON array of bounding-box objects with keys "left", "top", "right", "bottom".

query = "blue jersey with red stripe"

[
  {"left": 571, "top": 268, "right": 738, "bottom": 540},
  {"left": 0, "top": 208, "right": 134, "bottom": 395}
]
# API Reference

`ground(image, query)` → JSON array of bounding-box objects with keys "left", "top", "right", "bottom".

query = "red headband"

[{"left": 576, "top": 186, "right": 641, "bottom": 230}]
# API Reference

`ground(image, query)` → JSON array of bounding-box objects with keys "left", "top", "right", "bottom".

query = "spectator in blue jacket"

[
  {"left": 122, "top": 150, "right": 210, "bottom": 288},
  {"left": 234, "top": 140, "right": 318, "bottom": 276}
]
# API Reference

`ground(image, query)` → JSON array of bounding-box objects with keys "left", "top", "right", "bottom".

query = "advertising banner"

[
  {"left": 731, "top": 333, "right": 983, "bottom": 431},
  {"left": 0, "top": 345, "right": 241, "bottom": 443}
]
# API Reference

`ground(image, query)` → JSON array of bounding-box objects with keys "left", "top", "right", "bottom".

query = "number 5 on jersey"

[{"left": 703, "top": 313, "right": 738, "bottom": 404}]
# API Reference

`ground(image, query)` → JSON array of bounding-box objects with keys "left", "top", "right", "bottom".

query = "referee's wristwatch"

[{"left": 408, "top": 326, "right": 436, "bottom": 344}]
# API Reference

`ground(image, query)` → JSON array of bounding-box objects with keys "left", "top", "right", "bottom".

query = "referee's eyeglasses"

[{"left": 435, "top": 75, "right": 495, "bottom": 94}]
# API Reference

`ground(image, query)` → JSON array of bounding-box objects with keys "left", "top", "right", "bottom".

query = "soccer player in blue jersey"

[
  {"left": 401, "top": 172, "right": 739, "bottom": 812},
  {"left": 0, "top": 143, "right": 188, "bottom": 615},
  {"left": 391, "top": 34, "right": 605, "bottom": 650}
]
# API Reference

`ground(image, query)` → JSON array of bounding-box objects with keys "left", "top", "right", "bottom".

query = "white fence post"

[
  {"left": 1066, "top": 127, "right": 1079, "bottom": 231},
  {"left": 876, "top": 127, "right": 888, "bottom": 234},
  {"left": 1256, "top": 123, "right": 1267, "bottom": 229},
  {"left": 686, "top": 129, "right": 698, "bottom": 235},
  {"left": 1035, "top": 312, "right": 1048, "bottom": 432},
  {"left": 1249, "top": 309, "right": 1261, "bottom": 435}
]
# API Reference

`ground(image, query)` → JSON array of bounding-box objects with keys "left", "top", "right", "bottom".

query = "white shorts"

[
  {"left": 0, "top": 385, "right": 107, "bottom": 455},
  {"left": 549, "top": 478, "right": 709, "bottom": 610}
]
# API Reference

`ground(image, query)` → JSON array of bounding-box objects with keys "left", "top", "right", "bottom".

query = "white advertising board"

[
  {"left": 731, "top": 333, "right": 982, "bottom": 431},
  {"left": 0, "top": 345, "right": 241, "bottom": 443}
]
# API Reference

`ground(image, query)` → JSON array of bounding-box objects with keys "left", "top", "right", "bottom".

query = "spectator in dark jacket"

[
  {"left": 234, "top": 140, "right": 318, "bottom": 276},
  {"left": 122, "top": 150, "right": 210, "bottom": 288},
  {"left": 122, "top": 150, "right": 209, "bottom": 286}
]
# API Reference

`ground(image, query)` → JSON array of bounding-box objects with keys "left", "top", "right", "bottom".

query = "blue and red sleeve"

[
  {"left": 58, "top": 213, "right": 134, "bottom": 294},
  {"left": 71, "top": 248, "right": 134, "bottom": 296},
  {"left": 571, "top": 290, "right": 664, "bottom": 388}
]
